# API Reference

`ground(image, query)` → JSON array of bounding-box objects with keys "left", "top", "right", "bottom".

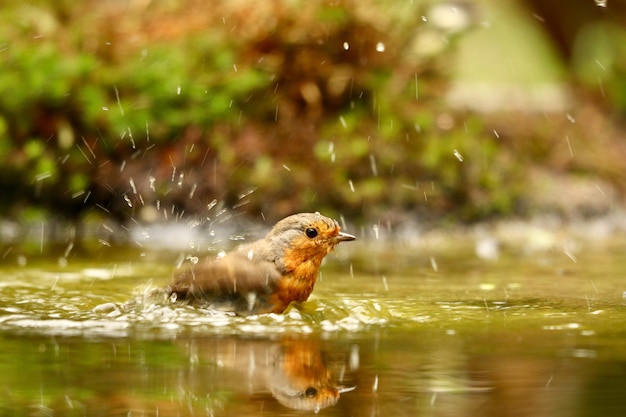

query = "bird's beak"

[{"left": 335, "top": 231, "right": 356, "bottom": 242}]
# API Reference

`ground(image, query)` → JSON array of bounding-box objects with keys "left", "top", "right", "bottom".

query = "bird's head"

[{"left": 267, "top": 212, "right": 355, "bottom": 272}]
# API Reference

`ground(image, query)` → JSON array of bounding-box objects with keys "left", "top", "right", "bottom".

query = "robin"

[{"left": 167, "top": 212, "right": 355, "bottom": 315}]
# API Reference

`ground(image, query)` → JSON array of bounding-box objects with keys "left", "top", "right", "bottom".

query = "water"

[{"left": 1, "top": 232, "right": 626, "bottom": 416}]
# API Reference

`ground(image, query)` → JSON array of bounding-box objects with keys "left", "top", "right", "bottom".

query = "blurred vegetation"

[{"left": 0, "top": 0, "right": 625, "bottom": 234}]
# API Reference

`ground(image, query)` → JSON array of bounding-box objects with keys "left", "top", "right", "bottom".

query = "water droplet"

[
  {"left": 34, "top": 172, "right": 52, "bottom": 182},
  {"left": 369, "top": 154, "right": 378, "bottom": 176},
  {"left": 246, "top": 292, "right": 257, "bottom": 311},
  {"left": 129, "top": 178, "right": 137, "bottom": 194},
  {"left": 595, "top": 0, "right": 607, "bottom": 7},
  {"left": 375, "top": 42, "right": 385, "bottom": 52},
  {"left": 564, "top": 249, "right": 578, "bottom": 263},
  {"left": 430, "top": 256, "right": 438, "bottom": 272},
  {"left": 64, "top": 242, "right": 74, "bottom": 258},
  {"left": 238, "top": 186, "right": 257, "bottom": 199},
  {"left": 343, "top": 41, "right": 349, "bottom": 50}
]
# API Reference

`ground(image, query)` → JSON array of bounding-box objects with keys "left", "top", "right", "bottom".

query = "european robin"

[{"left": 167, "top": 212, "right": 355, "bottom": 315}]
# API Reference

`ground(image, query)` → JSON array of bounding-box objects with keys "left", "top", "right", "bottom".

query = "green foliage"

[
  {"left": 0, "top": 0, "right": 545, "bottom": 225},
  {"left": 572, "top": 21, "right": 626, "bottom": 110}
]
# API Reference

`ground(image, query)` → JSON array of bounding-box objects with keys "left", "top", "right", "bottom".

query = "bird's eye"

[
  {"left": 304, "top": 387, "right": 318, "bottom": 398},
  {"left": 305, "top": 228, "right": 318, "bottom": 238}
]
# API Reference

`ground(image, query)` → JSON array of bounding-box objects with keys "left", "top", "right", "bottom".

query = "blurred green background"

[{"left": 1, "top": 0, "right": 625, "bottom": 233}]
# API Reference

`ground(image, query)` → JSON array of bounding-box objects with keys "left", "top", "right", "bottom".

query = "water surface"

[{"left": 1, "top": 233, "right": 625, "bottom": 416}]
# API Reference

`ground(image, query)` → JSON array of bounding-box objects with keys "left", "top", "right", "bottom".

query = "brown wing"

[{"left": 168, "top": 251, "right": 283, "bottom": 315}]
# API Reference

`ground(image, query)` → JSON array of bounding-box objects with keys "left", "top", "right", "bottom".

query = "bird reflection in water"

[
  {"left": 267, "top": 338, "right": 355, "bottom": 411},
  {"left": 179, "top": 336, "right": 355, "bottom": 413}
]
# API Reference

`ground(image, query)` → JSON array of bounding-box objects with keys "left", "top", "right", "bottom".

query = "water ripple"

[{"left": 0, "top": 286, "right": 400, "bottom": 338}]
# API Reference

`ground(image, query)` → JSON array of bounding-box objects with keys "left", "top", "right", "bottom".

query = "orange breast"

[{"left": 270, "top": 263, "right": 319, "bottom": 313}]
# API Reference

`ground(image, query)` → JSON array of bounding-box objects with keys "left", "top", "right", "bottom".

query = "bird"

[{"left": 167, "top": 212, "right": 355, "bottom": 315}]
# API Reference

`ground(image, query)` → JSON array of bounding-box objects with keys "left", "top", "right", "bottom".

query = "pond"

[{"left": 1, "top": 226, "right": 626, "bottom": 416}]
